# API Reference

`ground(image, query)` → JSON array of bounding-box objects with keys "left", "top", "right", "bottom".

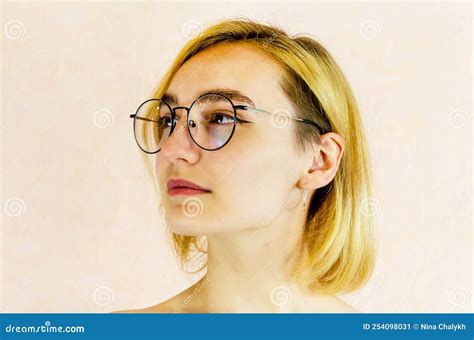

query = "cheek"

[
  {"left": 154, "top": 155, "right": 163, "bottom": 184},
  {"left": 213, "top": 134, "right": 296, "bottom": 217},
  {"left": 154, "top": 154, "right": 173, "bottom": 199}
]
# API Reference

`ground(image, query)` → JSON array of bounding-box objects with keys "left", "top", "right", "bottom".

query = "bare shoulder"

[
  {"left": 111, "top": 284, "right": 203, "bottom": 314},
  {"left": 302, "top": 294, "right": 360, "bottom": 313},
  {"left": 329, "top": 296, "right": 360, "bottom": 313},
  {"left": 111, "top": 302, "right": 173, "bottom": 314},
  {"left": 111, "top": 290, "right": 186, "bottom": 314}
]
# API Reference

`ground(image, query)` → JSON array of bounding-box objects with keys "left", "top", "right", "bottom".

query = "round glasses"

[{"left": 130, "top": 92, "right": 329, "bottom": 154}]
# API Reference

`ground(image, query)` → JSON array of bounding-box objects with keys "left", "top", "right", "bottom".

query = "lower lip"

[{"left": 168, "top": 187, "right": 211, "bottom": 196}]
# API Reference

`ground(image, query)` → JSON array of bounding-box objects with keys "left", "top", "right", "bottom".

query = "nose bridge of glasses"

[
  {"left": 168, "top": 107, "right": 187, "bottom": 127},
  {"left": 172, "top": 106, "right": 189, "bottom": 118},
  {"left": 172, "top": 106, "right": 201, "bottom": 129},
  {"left": 165, "top": 107, "right": 194, "bottom": 147}
]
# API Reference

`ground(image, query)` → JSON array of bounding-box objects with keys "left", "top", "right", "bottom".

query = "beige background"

[{"left": 1, "top": 1, "right": 472, "bottom": 313}]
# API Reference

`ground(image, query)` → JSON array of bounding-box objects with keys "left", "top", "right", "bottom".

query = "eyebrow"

[{"left": 161, "top": 88, "right": 256, "bottom": 107}]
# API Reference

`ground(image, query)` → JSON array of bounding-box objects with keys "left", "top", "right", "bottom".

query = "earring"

[{"left": 302, "top": 190, "right": 307, "bottom": 207}]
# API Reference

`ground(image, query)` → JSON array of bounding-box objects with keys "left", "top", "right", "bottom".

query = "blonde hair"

[{"left": 141, "top": 18, "right": 378, "bottom": 295}]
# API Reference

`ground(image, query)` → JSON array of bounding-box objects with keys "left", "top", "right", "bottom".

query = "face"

[{"left": 156, "top": 42, "right": 309, "bottom": 236}]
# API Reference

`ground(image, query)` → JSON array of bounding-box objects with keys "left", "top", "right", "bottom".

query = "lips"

[{"left": 167, "top": 178, "right": 211, "bottom": 194}]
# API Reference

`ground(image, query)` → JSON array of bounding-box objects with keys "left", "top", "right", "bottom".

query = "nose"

[{"left": 159, "top": 109, "right": 200, "bottom": 164}]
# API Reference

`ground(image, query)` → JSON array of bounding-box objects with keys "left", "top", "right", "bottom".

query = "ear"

[{"left": 297, "top": 132, "right": 345, "bottom": 190}]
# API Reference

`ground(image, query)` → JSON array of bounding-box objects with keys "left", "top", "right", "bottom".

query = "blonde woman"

[{"left": 118, "top": 18, "right": 377, "bottom": 313}]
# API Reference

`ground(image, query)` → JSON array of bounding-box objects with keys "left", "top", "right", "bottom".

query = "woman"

[{"left": 119, "top": 18, "right": 377, "bottom": 313}]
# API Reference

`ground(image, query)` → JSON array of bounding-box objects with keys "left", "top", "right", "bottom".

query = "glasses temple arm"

[
  {"left": 130, "top": 114, "right": 160, "bottom": 124},
  {"left": 236, "top": 106, "right": 327, "bottom": 134},
  {"left": 295, "top": 118, "right": 327, "bottom": 134}
]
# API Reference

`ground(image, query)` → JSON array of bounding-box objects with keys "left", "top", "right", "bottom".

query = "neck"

[{"left": 197, "top": 208, "right": 309, "bottom": 312}]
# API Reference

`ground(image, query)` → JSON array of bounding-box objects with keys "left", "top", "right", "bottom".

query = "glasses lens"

[
  {"left": 188, "top": 94, "right": 236, "bottom": 150},
  {"left": 134, "top": 99, "right": 173, "bottom": 153}
]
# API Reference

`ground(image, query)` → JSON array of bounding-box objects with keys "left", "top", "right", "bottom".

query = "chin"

[
  {"left": 164, "top": 211, "right": 208, "bottom": 236},
  {"left": 167, "top": 223, "right": 205, "bottom": 237},
  {"left": 162, "top": 196, "right": 214, "bottom": 235}
]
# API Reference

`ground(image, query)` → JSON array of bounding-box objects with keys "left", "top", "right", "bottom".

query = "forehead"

[{"left": 166, "top": 42, "right": 287, "bottom": 107}]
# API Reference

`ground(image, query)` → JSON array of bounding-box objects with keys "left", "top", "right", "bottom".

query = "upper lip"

[{"left": 167, "top": 178, "right": 210, "bottom": 192}]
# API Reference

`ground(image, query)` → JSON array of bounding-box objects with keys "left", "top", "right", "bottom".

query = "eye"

[
  {"left": 208, "top": 112, "right": 234, "bottom": 124},
  {"left": 159, "top": 116, "right": 173, "bottom": 129}
]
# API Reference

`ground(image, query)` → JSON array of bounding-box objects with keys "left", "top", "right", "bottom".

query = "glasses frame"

[{"left": 130, "top": 92, "right": 329, "bottom": 154}]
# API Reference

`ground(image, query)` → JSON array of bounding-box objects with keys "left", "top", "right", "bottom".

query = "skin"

[{"left": 115, "top": 41, "right": 353, "bottom": 313}]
